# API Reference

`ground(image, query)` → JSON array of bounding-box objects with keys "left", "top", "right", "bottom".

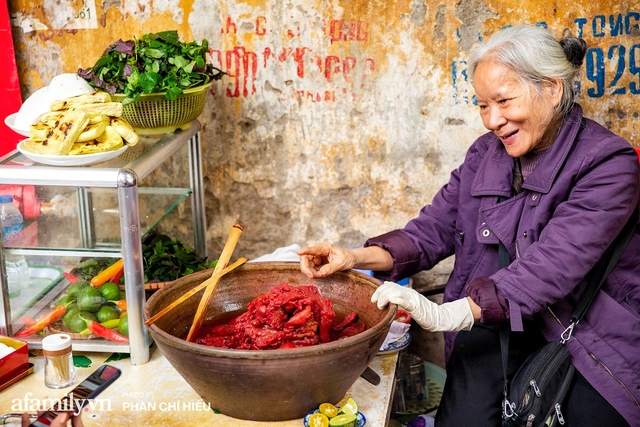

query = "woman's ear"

[{"left": 546, "top": 78, "right": 563, "bottom": 108}]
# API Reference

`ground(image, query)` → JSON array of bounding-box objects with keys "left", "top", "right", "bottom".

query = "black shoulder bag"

[{"left": 499, "top": 210, "right": 637, "bottom": 427}]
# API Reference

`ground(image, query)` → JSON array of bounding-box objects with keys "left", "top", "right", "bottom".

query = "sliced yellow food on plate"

[
  {"left": 95, "top": 125, "right": 124, "bottom": 151},
  {"left": 110, "top": 117, "right": 139, "bottom": 146},
  {"left": 71, "top": 101, "right": 123, "bottom": 117},
  {"left": 75, "top": 116, "right": 109, "bottom": 142},
  {"left": 50, "top": 92, "right": 111, "bottom": 111},
  {"left": 38, "top": 109, "right": 89, "bottom": 155}
]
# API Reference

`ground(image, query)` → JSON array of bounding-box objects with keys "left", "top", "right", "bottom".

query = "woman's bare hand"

[{"left": 298, "top": 242, "right": 355, "bottom": 278}]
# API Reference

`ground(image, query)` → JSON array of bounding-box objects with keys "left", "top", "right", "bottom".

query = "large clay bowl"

[{"left": 144, "top": 262, "right": 396, "bottom": 421}]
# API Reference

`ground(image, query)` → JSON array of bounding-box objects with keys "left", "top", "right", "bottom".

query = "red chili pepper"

[
  {"left": 15, "top": 305, "right": 67, "bottom": 337},
  {"left": 87, "top": 321, "right": 129, "bottom": 343},
  {"left": 110, "top": 268, "right": 124, "bottom": 284},
  {"left": 395, "top": 310, "right": 412, "bottom": 324},
  {"left": 63, "top": 272, "right": 80, "bottom": 283},
  {"left": 79, "top": 319, "right": 121, "bottom": 336}
]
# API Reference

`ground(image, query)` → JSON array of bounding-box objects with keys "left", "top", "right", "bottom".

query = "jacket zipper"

[
  {"left": 587, "top": 351, "right": 640, "bottom": 409},
  {"left": 548, "top": 307, "right": 640, "bottom": 409}
]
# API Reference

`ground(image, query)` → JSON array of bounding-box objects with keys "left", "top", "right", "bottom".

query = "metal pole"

[{"left": 117, "top": 168, "right": 149, "bottom": 365}]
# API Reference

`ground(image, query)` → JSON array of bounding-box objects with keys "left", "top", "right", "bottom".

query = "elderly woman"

[{"left": 299, "top": 25, "right": 639, "bottom": 426}]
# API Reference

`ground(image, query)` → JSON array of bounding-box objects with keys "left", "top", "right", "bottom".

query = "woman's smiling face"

[{"left": 473, "top": 60, "right": 563, "bottom": 158}]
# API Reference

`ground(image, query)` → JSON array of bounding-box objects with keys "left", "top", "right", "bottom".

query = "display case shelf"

[{"left": 0, "top": 121, "right": 208, "bottom": 364}]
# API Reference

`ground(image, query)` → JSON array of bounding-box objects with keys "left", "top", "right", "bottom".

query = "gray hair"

[{"left": 468, "top": 25, "right": 586, "bottom": 118}]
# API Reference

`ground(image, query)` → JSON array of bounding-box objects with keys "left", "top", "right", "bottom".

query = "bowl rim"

[
  {"left": 109, "top": 81, "right": 213, "bottom": 100},
  {"left": 145, "top": 262, "right": 397, "bottom": 359}
]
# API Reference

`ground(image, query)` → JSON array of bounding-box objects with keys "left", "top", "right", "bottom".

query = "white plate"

[
  {"left": 378, "top": 331, "right": 411, "bottom": 355},
  {"left": 17, "top": 140, "right": 128, "bottom": 166},
  {"left": 4, "top": 113, "right": 30, "bottom": 137}
]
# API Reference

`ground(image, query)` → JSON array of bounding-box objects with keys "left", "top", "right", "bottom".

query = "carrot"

[
  {"left": 90, "top": 259, "right": 124, "bottom": 287},
  {"left": 87, "top": 321, "right": 128, "bottom": 343},
  {"left": 15, "top": 305, "right": 67, "bottom": 337}
]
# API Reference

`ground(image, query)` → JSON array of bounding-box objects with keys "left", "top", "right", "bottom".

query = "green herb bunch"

[
  {"left": 72, "top": 232, "right": 217, "bottom": 284},
  {"left": 78, "top": 30, "right": 224, "bottom": 105},
  {"left": 141, "top": 232, "right": 217, "bottom": 283}
]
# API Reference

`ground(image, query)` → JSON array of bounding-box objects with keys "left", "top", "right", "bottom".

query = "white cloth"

[
  {"left": 379, "top": 320, "right": 411, "bottom": 351},
  {"left": 14, "top": 73, "right": 94, "bottom": 130},
  {"left": 249, "top": 244, "right": 301, "bottom": 262}
]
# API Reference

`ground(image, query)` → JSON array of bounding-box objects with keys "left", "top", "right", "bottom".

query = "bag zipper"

[
  {"left": 512, "top": 342, "right": 569, "bottom": 416},
  {"left": 541, "top": 364, "right": 575, "bottom": 426},
  {"left": 525, "top": 413, "right": 535, "bottom": 427}
]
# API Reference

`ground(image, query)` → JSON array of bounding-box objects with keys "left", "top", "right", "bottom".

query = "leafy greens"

[
  {"left": 78, "top": 30, "right": 224, "bottom": 105},
  {"left": 71, "top": 232, "right": 217, "bottom": 284}
]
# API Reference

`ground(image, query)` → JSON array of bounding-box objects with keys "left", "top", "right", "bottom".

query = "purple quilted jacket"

[{"left": 366, "top": 104, "right": 640, "bottom": 424}]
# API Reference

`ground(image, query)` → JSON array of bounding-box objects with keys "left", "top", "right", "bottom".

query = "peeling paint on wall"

[
  {"left": 6, "top": 0, "right": 640, "bottom": 267},
  {"left": 12, "top": 0, "right": 98, "bottom": 31}
]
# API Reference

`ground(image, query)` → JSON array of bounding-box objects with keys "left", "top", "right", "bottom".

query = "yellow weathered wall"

[{"left": 7, "top": 0, "right": 640, "bottom": 264}]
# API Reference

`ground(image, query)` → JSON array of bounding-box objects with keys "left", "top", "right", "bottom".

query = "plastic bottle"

[{"left": 0, "top": 195, "right": 29, "bottom": 298}]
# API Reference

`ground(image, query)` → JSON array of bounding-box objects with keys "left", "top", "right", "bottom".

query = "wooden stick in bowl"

[
  {"left": 145, "top": 257, "right": 248, "bottom": 326},
  {"left": 186, "top": 223, "right": 244, "bottom": 341}
]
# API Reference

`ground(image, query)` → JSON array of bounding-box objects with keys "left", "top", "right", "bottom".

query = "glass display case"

[{"left": 0, "top": 121, "right": 207, "bottom": 365}]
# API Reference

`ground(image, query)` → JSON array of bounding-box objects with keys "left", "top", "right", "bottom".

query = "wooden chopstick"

[
  {"left": 144, "top": 257, "right": 248, "bottom": 326},
  {"left": 186, "top": 223, "right": 244, "bottom": 341}
]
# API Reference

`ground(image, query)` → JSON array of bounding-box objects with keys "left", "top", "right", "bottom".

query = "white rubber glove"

[{"left": 371, "top": 281, "right": 474, "bottom": 332}]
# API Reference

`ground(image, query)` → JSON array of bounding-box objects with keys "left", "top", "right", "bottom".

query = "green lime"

[
  {"left": 98, "top": 282, "right": 120, "bottom": 301},
  {"left": 55, "top": 295, "right": 74, "bottom": 307},
  {"left": 68, "top": 311, "right": 96, "bottom": 333},
  {"left": 67, "top": 281, "right": 90, "bottom": 299},
  {"left": 338, "top": 398, "right": 358, "bottom": 416},
  {"left": 62, "top": 304, "right": 79, "bottom": 327},
  {"left": 118, "top": 314, "right": 128, "bottom": 337},
  {"left": 77, "top": 287, "right": 105, "bottom": 313},
  {"left": 119, "top": 290, "right": 126, "bottom": 300},
  {"left": 329, "top": 414, "right": 356, "bottom": 427},
  {"left": 95, "top": 305, "right": 119, "bottom": 323}
]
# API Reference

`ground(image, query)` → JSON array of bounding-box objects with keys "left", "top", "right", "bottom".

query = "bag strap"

[
  {"left": 571, "top": 209, "right": 637, "bottom": 324},
  {"left": 498, "top": 237, "right": 513, "bottom": 419},
  {"left": 498, "top": 205, "right": 637, "bottom": 419}
]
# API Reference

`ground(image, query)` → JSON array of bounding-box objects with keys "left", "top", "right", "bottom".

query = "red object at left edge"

[{"left": 0, "top": 2, "right": 22, "bottom": 156}]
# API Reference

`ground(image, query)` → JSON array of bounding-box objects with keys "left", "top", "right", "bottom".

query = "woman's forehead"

[{"left": 474, "top": 62, "right": 522, "bottom": 99}]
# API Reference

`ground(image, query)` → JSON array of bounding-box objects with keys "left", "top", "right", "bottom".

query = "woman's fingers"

[{"left": 298, "top": 242, "right": 346, "bottom": 278}]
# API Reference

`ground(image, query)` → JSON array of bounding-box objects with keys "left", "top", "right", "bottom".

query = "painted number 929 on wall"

[{"left": 585, "top": 45, "right": 640, "bottom": 97}]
